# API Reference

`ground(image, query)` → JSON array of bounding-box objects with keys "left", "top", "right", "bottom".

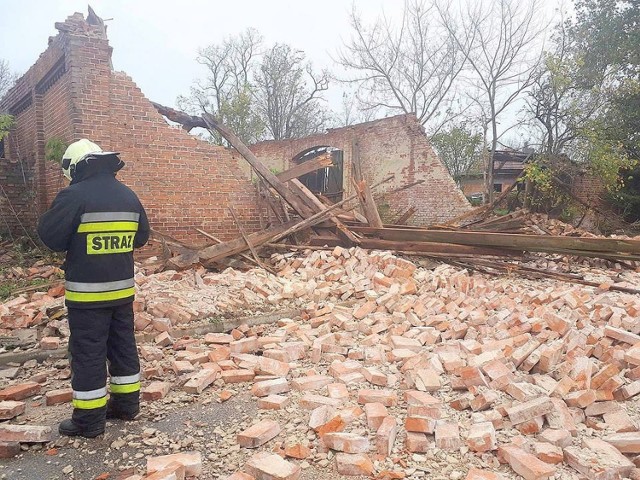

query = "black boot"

[
  {"left": 106, "top": 394, "right": 139, "bottom": 421},
  {"left": 59, "top": 418, "right": 104, "bottom": 438}
]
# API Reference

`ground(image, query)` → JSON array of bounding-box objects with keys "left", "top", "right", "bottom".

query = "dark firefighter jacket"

[{"left": 38, "top": 161, "right": 150, "bottom": 309}]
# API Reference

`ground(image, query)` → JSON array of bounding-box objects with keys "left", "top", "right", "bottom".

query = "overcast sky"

[{"left": 0, "top": 1, "right": 564, "bottom": 131}]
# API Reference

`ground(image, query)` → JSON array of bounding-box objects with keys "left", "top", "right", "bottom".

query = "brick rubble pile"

[{"left": 0, "top": 247, "right": 640, "bottom": 479}]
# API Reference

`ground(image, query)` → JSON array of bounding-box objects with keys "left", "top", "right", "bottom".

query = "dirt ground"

[{"left": 0, "top": 388, "right": 359, "bottom": 480}]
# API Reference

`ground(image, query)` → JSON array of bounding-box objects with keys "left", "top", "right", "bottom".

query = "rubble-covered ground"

[{"left": 0, "top": 246, "right": 640, "bottom": 480}]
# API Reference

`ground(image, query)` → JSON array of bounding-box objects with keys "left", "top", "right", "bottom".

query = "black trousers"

[{"left": 68, "top": 302, "right": 140, "bottom": 429}]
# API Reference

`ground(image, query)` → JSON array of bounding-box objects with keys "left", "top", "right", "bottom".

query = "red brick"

[
  {"left": 0, "top": 382, "right": 41, "bottom": 401},
  {"left": 45, "top": 388, "right": 72, "bottom": 406},
  {"left": 538, "top": 429, "right": 572, "bottom": 448},
  {"left": 245, "top": 451, "right": 301, "bottom": 480},
  {"left": 142, "top": 381, "right": 171, "bottom": 401},
  {"left": 0, "top": 425, "right": 52, "bottom": 443},
  {"left": 498, "top": 444, "right": 556, "bottom": 480},
  {"left": 376, "top": 416, "right": 398, "bottom": 456},
  {"left": 251, "top": 378, "right": 290, "bottom": 397},
  {"left": 257, "top": 395, "right": 289, "bottom": 410},
  {"left": 291, "top": 375, "right": 332, "bottom": 391},
  {"left": 465, "top": 468, "right": 505, "bottom": 480},
  {"left": 335, "top": 453, "right": 374, "bottom": 476},
  {"left": 147, "top": 452, "right": 202, "bottom": 477},
  {"left": 405, "top": 432, "right": 430, "bottom": 453},
  {"left": 184, "top": 368, "right": 217, "bottom": 394},
  {"left": 284, "top": 443, "right": 311, "bottom": 460},
  {"left": 40, "top": 336, "right": 60, "bottom": 350},
  {"left": 603, "top": 432, "right": 640, "bottom": 453},
  {"left": 364, "top": 402, "right": 388, "bottom": 430},
  {"left": 322, "top": 433, "right": 369, "bottom": 453},
  {"left": 0, "top": 400, "right": 25, "bottom": 420},
  {"left": 237, "top": 420, "right": 281, "bottom": 448},
  {"left": 222, "top": 369, "right": 255, "bottom": 384},
  {"left": 357, "top": 389, "right": 398, "bottom": 406},
  {"left": 435, "top": 421, "right": 460, "bottom": 451},
  {"left": 564, "top": 437, "right": 633, "bottom": 479},
  {"left": 466, "top": 422, "right": 496, "bottom": 452},
  {"left": 506, "top": 397, "right": 554, "bottom": 425},
  {"left": 0, "top": 441, "right": 20, "bottom": 459}
]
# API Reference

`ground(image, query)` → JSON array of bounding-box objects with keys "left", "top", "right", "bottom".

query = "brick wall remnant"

[
  {"left": 0, "top": 11, "right": 262, "bottom": 242},
  {"left": 247, "top": 115, "right": 471, "bottom": 226}
]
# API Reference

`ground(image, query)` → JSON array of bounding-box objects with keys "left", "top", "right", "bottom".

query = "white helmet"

[{"left": 61, "top": 139, "right": 121, "bottom": 180}]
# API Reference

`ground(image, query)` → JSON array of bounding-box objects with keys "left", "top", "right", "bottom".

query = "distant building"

[{"left": 460, "top": 149, "right": 534, "bottom": 198}]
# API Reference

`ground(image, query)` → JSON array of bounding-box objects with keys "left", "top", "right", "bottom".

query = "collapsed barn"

[{"left": 1, "top": 9, "right": 640, "bottom": 480}]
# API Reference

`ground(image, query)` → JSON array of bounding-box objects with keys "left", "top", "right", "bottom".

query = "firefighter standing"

[{"left": 38, "top": 139, "right": 150, "bottom": 438}]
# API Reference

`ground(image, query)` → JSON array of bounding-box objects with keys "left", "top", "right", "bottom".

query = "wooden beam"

[
  {"left": 348, "top": 226, "right": 640, "bottom": 256},
  {"left": 291, "top": 179, "right": 360, "bottom": 245},
  {"left": 195, "top": 227, "right": 262, "bottom": 269},
  {"left": 201, "top": 113, "right": 317, "bottom": 219},
  {"left": 394, "top": 206, "right": 417, "bottom": 225},
  {"left": 151, "top": 102, "right": 207, "bottom": 131},
  {"left": 277, "top": 155, "right": 333, "bottom": 183},
  {"left": 228, "top": 206, "right": 270, "bottom": 271},
  {"left": 351, "top": 139, "right": 383, "bottom": 228}
]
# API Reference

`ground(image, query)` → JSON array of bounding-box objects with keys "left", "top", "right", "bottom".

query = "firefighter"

[{"left": 38, "top": 139, "right": 150, "bottom": 438}]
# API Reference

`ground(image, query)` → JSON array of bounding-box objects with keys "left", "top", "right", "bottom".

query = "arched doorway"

[{"left": 293, "top": 146, "right": 344, "bottom": 202}]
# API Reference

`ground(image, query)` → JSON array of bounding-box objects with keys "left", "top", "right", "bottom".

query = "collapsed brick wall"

[
  {"left": 249, "top": 115, "right": 471, "bottom": 226},
  {"left": 0, "top": 12, "right": 263, "bottom": 242},
  {"left": 571, "top": 173, "right": 607, "bottom": 209},
  {"left": 0, "top": 34, "right": 73, "bottom": 235}
]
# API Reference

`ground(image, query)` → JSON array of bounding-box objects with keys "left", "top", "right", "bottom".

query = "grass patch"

[{"left": 0, "top": 277, "right": 52, "bottom": 301}]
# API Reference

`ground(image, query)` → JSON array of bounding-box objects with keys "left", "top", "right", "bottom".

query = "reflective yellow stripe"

[
  {"left": 65, "top": 287, "right": 135, "bottom": 303},
  {"left": 77, "top": 221, "right": 139, "bottom": 233},
  {"left": 110, "top": 382, "right": 141, "bottom": 394},
  {"left": 72, "top": 397, "right": 107, "bottom": 409}
]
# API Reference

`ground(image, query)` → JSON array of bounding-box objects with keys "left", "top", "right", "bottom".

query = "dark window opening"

[
  {"left": 0, "top": 139, "right": 5, "bottom": 159},
  {"left": 296, "top": 147, "right": 344, "bottom": 203},
  {"left": 493, "top": 183, "right": 503, "bottom": 193}
]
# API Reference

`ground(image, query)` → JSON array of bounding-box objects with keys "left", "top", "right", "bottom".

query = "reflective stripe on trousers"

[
  {"left": 65, "top": 278, "right": 135, "bottom": 303},
  {"left": 110, "top": 372, "right": 141, "bottom": 394},
  {"left": 73, "top": 386, "right": 108, "bottom": 409}
]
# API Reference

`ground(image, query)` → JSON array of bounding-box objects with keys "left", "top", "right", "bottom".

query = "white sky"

[{"left": 0, "top": 0, "right": 564, "bottom": 137}]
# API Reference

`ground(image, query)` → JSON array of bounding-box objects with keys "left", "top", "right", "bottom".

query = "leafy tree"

[
  {"left": 567, "top": 0, "right": 640, "bottom": 158},
  {"left": 431, "top": 123, "right": 483, "bottom": 185}
]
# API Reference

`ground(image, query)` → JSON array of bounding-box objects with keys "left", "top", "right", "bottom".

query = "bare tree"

[
  {"left": 437, "top": 0, "right": 546, "bottom": 202},
  {"left": 337, "top": 1, "right": 470, "bottom": 134},
  {"left": 331, "top": 91, "right": 378, "bottom": 127},
  {"left": 0, "top": 59, "right": 17, "bottom": 100},
  {"left": 526, "top": 18, "right": 606, "bottom": 156},
  {"left": 254, "top": 43, "right": 330, "bottom": 140},
  {"left": 177, "top": 29, "right": 265, "bottom": 145}
]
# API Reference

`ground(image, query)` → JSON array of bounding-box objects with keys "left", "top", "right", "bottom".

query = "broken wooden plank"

[
  {"left": 307, "top": 238, "right": 518, "bottom": 257},
  {"left": 202, "top": 113, "right": 317, "bottom": 220},
  {"left": 195, "top": 227, "right": 264, "bottom": 270},
  {"left": 351, "top": 139, "right": 383, "bottom": 228},
  {"left": 228, "top": 206, "right": 269, "bottom": 271},
  {"left": 394, "top": 207, "right": 417, "bottom": 225},
  {"left": 277, "top": 155, "right": 333, "bottom": 183},
  {"left": 291, "top": 179, "right": 360, "bottom": 245}
]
